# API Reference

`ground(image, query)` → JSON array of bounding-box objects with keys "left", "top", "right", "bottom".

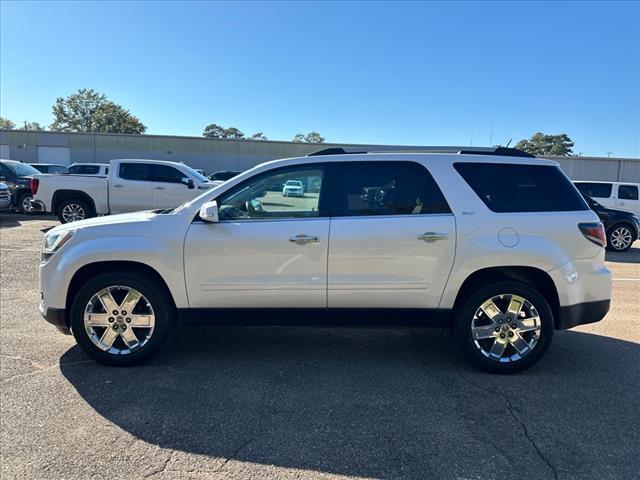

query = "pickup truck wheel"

[
  {"left": 454, "top": 281, "right": 553, "bottom": 374},
  {"left": 70, "top": 271, "right": 175, "bottom": 366},
  {"left": 607, "top": 224, "right": 634, "bottom": 252},
  {"left": 58, "top": 198, "right": 93, "bottom": 223},
  {"left": 18, "top": 193, "right": 34, "bottom": 214}
]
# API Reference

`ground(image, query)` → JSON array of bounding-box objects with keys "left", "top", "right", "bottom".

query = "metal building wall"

[{"left": 2, "top": 129, "right": 639, "bottom": 182}]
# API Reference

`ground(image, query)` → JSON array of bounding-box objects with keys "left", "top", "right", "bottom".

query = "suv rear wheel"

[
  {"left": 607, "top": 224, "right": 635, "bottom": 252},
  {"left": 70, "top": 271, "right": 175, "bottom": 366},
  {"left": 454, "top": 281, "right": 554, "bottom": 374}
]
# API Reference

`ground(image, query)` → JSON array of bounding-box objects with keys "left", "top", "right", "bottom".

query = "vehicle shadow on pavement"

[
  {"left": 59, "top": 327, "right": 640, "bottom": 479},
  {"left": 0, "top": 212, "right": 56, "bottom": 228},
  {"left": 605, "top": 244, "right": 640, "bottom": 264}
]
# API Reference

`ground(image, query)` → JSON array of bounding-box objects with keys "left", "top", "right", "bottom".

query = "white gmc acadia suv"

[{"left": 38, "top": 147, "right": 612, "bottom": 373}]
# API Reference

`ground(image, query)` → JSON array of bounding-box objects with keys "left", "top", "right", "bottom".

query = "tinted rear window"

[
  {"left": 618, "top": 185, "right": 638, "bottom": 200},
  {"left": 330, "top": 161, "right": 451, "bottom": 216},
  {"left": 574, "top": 182, "right": 613, "bottom": 199},
  {"left": 69, "top": 165, "right": 100, "bottom": 175},
  {"left": 454, "top": 163, "right": 588, "bottom": 213}
]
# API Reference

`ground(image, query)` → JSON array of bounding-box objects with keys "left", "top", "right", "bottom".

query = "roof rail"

[{"left": 307, "top": 146, "right": 534, "bottom": 158}]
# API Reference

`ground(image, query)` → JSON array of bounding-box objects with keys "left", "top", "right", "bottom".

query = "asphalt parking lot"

[{"left": 1, "top": 213, "right": 638, "bottom": 480}]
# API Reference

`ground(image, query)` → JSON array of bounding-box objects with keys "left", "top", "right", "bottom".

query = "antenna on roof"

[{"left": 505, "top": 138, "right": 512, "bottom": 148}]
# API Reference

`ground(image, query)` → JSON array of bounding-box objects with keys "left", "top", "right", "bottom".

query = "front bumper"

[
  {"left": 39, "top": 302, "right": 71, "bottom": 335},
  {"left": 556, "top": 299, "right": 611, "bottom": 330}
]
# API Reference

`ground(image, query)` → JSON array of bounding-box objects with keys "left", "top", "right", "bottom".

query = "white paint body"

[
  {"left": 33, "top": 159, "right": 215, "bottom": 216},
  {"left": 39, "top": 153, "right": 612, "bottom": 320}
]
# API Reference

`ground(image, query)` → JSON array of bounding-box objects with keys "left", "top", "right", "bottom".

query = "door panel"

[
  {"left": 109, "top": 163, "right": 153, "bottom": 213},
  {"left": 184, "top": 219, "right": 329, "bottom": 308},
  {"left": 149, "top": 164, "right": 194, "bottom": 209},
  {"left": 615, "top": 184, "right": 640, "bottom": 215},
  {"left": 328, "top": 215, "right": 456, "bottom": 308},
  {"left": 152, "top": 182, "right": 192, "bottom": 209}
]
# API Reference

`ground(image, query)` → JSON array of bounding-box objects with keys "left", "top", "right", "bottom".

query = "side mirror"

[
  {"left": 182, "top": 177, "right": 195, "bottom": 189},
  {"left": 199, "top": 200, "right": 219, "bottom": 223}
]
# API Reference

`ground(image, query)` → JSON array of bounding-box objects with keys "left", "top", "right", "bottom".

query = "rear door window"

[
  {"left": 119, "top": 163, "right": 150, "bottom": 181},
  {"left": 455, "top": 163, "right": 588, "bottom": 212},
  {"left": 329, "top": 161, "right": 450, "bottom": 216},
  {"left": 574, "top": 182, "right": 613, "bottom": 199},
  {"left": 618, "top": 185, "right": 639, "bottom": 200}
]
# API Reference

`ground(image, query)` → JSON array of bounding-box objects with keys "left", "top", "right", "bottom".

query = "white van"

[{"left": 574, "top": 181, "right": 640, "bottom": 216}]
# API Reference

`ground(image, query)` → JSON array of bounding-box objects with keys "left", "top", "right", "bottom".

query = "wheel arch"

[
  {"left": 452, "top": 266, "right": 561, "bottom": 328},
  {"left": 52, "top": 190, "right": 97, "bottom": 215},
  {"left": 65, "top": 261, "right": 177, "bottom": 326}
]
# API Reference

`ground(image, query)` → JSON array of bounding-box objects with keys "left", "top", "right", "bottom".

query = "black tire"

[
  {"left": 70, "top": 270, "right": 175, "bottom": 366},
  {"left": 57, "top": 197, "right": 94, "bottom": 224},
  {"left": 454, "top": 281, "right": 554, "bottom": 374},
  {"left": 17, "top": 192, "right": 34, "bottom": 214},
  {"left": 606, "top": 223, "right": 635, "bottom": 252}
]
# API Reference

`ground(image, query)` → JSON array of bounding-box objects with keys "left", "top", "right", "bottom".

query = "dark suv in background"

[
  {"left": 0, "top": 160, "right": 41, "bottom": 213},
  {"left": 582, "top": 194, "right": 639, "bottom": 252}
]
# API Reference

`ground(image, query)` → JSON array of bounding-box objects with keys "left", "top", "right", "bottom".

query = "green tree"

[
  {"left": 304, "top": 131, "right": 325, "bottom": 143},
  {"left": 51, "top": 88, "right": 146, "bottom": 134},
  {"left": 515, "top": 132, "right": 574, "bottom": 156},
  {"left": 203, "top": 124, "right": 245, "bottom": 139},
  {"left": 251, "top": 132, "right": 267, "bottom": 140},
  {"left": 292, "top": 131, "right": 325, "bottom": 143},
  {"left": 0, "top": 117, "right": 15, "bottom": 129}
]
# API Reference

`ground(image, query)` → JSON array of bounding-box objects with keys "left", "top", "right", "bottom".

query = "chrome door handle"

[
  {"left": 289, "top": 234, "right": 320, "bottom": 244},
  {"left": 154, "top": 186, "right": 165, "bottom": 190},
  {"left": 417, "top": 232, "right": 448, "bottom": 242}
]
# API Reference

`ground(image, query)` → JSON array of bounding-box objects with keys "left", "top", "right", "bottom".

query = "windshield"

[
  {"left": 182, "top": 165, "right": 210, "bottom": 183},
  {"left": 5, "top": 162, "right": 40, "bottom": 176}
]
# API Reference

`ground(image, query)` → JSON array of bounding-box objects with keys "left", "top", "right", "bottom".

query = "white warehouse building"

[{"left": 1, "top": 129, "right": 639, "bottom": 182}]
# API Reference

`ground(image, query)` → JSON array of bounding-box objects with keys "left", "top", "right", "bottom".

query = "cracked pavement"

[{"left": 1, "top": 214, "right": 639, "bottom": 480}]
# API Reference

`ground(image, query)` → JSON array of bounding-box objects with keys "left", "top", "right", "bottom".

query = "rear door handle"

[
  {"left": 112, "top": 184, "right": 123, "bottom": 188},
  {"left": 154, "top": 186, "right": 165, "bottom": 190},
  {"left": 417, "top": 232, "right": 448, "bottom": 242},
  {"left": 289, "top": 234, "right": 320, "bottom": 244}
]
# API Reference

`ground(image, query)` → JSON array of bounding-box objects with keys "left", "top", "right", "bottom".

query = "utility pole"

[{"left": 606, "top": 152, "right": 612, "bottom": 158}]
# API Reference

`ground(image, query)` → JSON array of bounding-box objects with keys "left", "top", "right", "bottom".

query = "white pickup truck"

[{"left": 31, "top": 159, "right": 218, "bottom": 223}]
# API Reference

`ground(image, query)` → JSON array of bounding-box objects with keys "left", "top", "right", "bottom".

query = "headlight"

[{"left": 42, "top": 230, "right": 74, "bottom": 260}]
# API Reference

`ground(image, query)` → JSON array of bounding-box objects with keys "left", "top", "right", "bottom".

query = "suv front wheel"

[
  {"left": 454, "top": 281, "right": 554, "bottom": 374},
  {"left": 70, "top": 271, "right": 175, "bottom": 366}
]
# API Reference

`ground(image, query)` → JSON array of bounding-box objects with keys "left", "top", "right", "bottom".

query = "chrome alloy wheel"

[
  {"left": 22, "top": 195, "right": 34, "bottom": 213},
  {"left": 471, "top": 294, "right": 542, "bottom": 363},
  {"left": 610, "top": 226, "right": 633, "bottom": 251},
  {"left": 61, "top": 203, "right": 86, "bottom": 223},
  {"left": 84, "top": 286, "right": 155, "bottom": 355}
]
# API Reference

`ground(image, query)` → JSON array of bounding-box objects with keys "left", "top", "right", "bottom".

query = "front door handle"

[
  {"left": 154, "top": 186, "right": 165, "bottom": 190},
  {"left": 289, "top": 234, "right": 320, "bottom": 245},
  {"left": 417, "top": 232, "right": 448, "bottom": 242},
  {"left": 112, "top": 184, "right": 123, "bottom": 188}
]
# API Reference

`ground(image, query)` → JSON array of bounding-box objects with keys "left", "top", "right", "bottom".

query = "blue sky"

[{"left": 1, "top": 1, "right": 638, "bottom": 157}]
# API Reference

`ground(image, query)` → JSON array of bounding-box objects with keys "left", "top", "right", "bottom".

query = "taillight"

[
  {"left": 578, "top": 222, "right": 606, "bottom": 248},
  {"left": 30, "top": 178, "right": 39, "bottom": 195}
]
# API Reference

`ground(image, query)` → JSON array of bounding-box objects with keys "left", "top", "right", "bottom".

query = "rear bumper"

[
  {"left": 556, "top": 299, "right": 610, "bottom": 330},
  {"left": 39, "top": 302, "right": 71, "bottom": 335}
]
